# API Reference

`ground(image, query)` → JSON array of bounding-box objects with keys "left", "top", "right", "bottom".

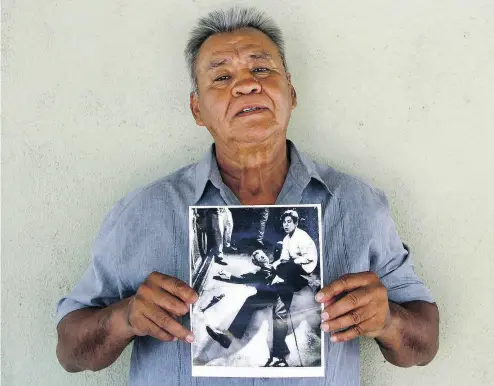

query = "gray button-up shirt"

[{"left": 56, "top": 141, "right": 433, "bottom": 386}]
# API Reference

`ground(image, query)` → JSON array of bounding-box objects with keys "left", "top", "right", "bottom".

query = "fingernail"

[
  {"left": 173, "top": 337, "right": 178, "bottom": 341},
  {"left": 186, "top": 335, "right": 195, "bottom": 343},
  {"left": 330, "top": 336, "right": 338, "bottom": 343},
  {"left": 321, "top": 312, "right": 329, "bottom": 321},
  {"left": 321, "top": 323, "right": 329, "bottom": 332},
  {"left": 315, "top": 293, "right": 325, "bottom": 302}
]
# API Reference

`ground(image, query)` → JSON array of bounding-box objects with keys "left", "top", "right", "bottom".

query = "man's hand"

[
  {"left": 56, "top": 272, "right": 198, "bottom": 372},
  {"left": 316, "top": 272, "right": 391, "bottom": 343},
  {"left": 217, "top": 269, "right": 231, "bottom": 280},
  {"left": 127, "top": 272, "right": 198, "bottom": 343}
]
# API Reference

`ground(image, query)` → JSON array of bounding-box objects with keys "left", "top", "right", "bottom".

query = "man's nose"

[{"left": 231, "top": 74, "right": 261, "bottom": 97}]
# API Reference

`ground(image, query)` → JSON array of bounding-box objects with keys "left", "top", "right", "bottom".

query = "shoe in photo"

[{"left": 206, "top": 326, "right": 232, "bottom": 348}]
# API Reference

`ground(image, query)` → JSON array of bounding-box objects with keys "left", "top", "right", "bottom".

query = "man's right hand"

[
  {"left": 126, "top": 272, "right": 198, "bottom": 343},
  {"left": 217, "top": 269, "right": 231, "bottom": 280}
]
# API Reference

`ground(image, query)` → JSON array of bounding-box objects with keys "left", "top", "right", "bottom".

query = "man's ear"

[
  {"left": 190, "top": 91, "right": 205, "bottom": 126},
  {"left": 287, "top": 73, "right": 297, "bottom": 109}
]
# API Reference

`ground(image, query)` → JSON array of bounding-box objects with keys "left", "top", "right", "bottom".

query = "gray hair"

[{"left": 184, "top": 7, "right": 288, "bottom": 93}]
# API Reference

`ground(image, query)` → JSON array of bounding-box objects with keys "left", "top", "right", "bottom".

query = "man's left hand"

[{"left": 315, "top": 272, "right": 391, "bottom": 343}]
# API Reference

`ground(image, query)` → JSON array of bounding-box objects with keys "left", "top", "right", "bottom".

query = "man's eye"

[
  {"left": 253, "top": 68, "right": 270, "bottom": 73},
  {"left": 214, "top": 75, "right": 230, "bottom": 82}
]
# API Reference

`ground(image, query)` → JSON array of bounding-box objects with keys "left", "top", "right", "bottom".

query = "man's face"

[
  {"left": 190, "top": 28, "right": 297, "bottom": 146},
  {"left": 252, "top": 250, "right": 270, "bottom": 269},
  {"left": 283, "top": 216, "right": 297, "bottom": 234}
]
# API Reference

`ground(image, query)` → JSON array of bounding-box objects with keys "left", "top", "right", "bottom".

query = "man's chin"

[{"left": 229, "top": 124, "right": 282, "bottom": 144}]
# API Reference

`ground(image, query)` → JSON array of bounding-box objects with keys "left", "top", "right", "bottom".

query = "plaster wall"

[{"left": 2, "top": 1, "right": 493, "bottom": 385}]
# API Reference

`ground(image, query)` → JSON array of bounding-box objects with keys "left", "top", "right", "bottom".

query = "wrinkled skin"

[{"left": 190, "top": 27, "right": 297, "bottom": 205}]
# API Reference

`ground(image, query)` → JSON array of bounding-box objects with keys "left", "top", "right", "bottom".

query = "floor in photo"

[{"left": 191, "top": 251, "right": 322, "bottom": 368}]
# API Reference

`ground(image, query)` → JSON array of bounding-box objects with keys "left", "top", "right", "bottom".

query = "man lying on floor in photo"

[{"left": 206, "top": 242, "right": 321, "bottom": 367}]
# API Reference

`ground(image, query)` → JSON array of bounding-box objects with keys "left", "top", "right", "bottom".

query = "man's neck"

[{"left": 214, "top": 138, "right": 289, "bottom": 205}]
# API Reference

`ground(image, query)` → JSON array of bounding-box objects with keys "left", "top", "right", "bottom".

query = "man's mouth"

[{"left": 235, "top": 106, "right": 269, "bottom": 117}]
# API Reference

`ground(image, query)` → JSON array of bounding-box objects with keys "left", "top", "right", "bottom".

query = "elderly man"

[{"left": 56, "top": 7, "right": 439, "bottom": 386}]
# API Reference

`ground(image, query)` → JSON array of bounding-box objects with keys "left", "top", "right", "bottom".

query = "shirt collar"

[
  {"left": 286, "top": 140, "right": 329, "bottom": 191},
  {"left": 192, "top": 140, "right": 329, "bottom": 204},
  {"left": 192, "top": 143, "right": 225, "bottom": 203}
]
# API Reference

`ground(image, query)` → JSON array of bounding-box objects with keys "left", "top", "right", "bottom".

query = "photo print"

[{"left": 189, "top": 205, "right": 324, "bottom": 378}]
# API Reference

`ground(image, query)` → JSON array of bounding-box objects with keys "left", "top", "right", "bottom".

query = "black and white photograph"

[{"left": 189, "top": 205, "right": 324, "bottom": 377}]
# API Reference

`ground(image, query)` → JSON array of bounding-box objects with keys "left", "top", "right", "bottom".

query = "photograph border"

[{"left": 188, "top": 204, "right": 324, "bottom": 378}]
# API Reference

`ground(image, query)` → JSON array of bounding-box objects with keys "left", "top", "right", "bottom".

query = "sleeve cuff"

[
  {"left": 55, "top": 298, "right": 92, "bottom": 326},
  {"left": 386, "top": 282, "right": 435, "bottom": 304}
]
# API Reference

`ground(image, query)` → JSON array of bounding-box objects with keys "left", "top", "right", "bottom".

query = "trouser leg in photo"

[
  {"left": 256, "top": 208, "right": 269, "bottom": 244},
  {"left": 223, "top": 208, "right": 233, "bottom": 249},
  {"left": 271, "top": 292, "right": 293, "bottom": 361}
]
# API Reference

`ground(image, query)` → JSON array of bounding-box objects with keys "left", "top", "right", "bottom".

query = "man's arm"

[
  {"left": 291, "top": 233, "right": 318, "bottom": 274},
  {"left": 214, "top": 269, "right": 264, "bottom": 284},
  {"left": 293, "top": 248, "right": 313, "bottom": 265},
  {"left": 293, "top": 236, "right": 317, "bottom": 265},
  {"left": 279, "top": 238, "right": 290, "bottom": 262},
  {"left": 317, "top": 272, "right": 439, "bottom": 367},
  {"left": 56, "top": 272, "right": 197, "bottom": 372},
  {"left": 56, "top": 299, "right": 134, "bottom": 372},
  {"left": 375, "top": 300, "right": 439, "bottom": 367}
]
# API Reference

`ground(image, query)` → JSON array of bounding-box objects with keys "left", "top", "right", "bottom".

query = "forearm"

[
  {"left": 279, "top": 249, "right": 290, "bottom": 263},
  {"left": 56, "top": 297, "right": 135, "bottom": 372},
  {"left": 294, "top": 246, "right": 317, "bottom": 265},
  {"left": 375, "top": 301, "right": 439, "bottom": 367},
  {"left": 294, "top": 254, "right": 312, "bottom": 265}
]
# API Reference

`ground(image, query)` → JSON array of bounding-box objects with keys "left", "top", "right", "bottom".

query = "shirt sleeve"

[
  {"left": 280, "top": 236, "right": 290, "bottom": 261},
  {"left": 341, "top": 179, "right": 434, "bottom": 304},
  {"left": 296, "top": 231, "right": 318, "bottom": 266},
  {"left": 55, "top": 199, "right": 134, "bottom": 325}
]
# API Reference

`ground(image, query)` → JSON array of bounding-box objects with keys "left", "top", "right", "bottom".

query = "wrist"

[
  {"left": 109, "top": 297, "right": 137, "bottom": 341},
  {"left": 375, "top": 302, "right": 403, "bottom": 349}
]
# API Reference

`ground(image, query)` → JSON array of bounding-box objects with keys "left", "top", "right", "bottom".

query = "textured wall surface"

[{"left": 2, "top": 0, "right": 494, "bottom": 385}]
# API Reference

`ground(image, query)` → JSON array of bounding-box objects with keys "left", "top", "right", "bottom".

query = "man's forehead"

[
  {"left": 206, "top": 49, "right": 273, "bottom": 70},
  {"left": 209, "top": 46, "right": 272, "bottom": 61},
  {"left": 196, "top": 29, "right": 280, "bottom": 67}
]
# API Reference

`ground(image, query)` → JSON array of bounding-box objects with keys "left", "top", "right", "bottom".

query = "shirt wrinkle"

[{"left": 335, "top": 198, "right": 352, "bottom": 274}]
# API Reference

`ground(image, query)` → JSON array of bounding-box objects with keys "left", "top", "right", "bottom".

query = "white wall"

[{"left": 2, "top": 1, "right": 493, "bottom": 385}]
